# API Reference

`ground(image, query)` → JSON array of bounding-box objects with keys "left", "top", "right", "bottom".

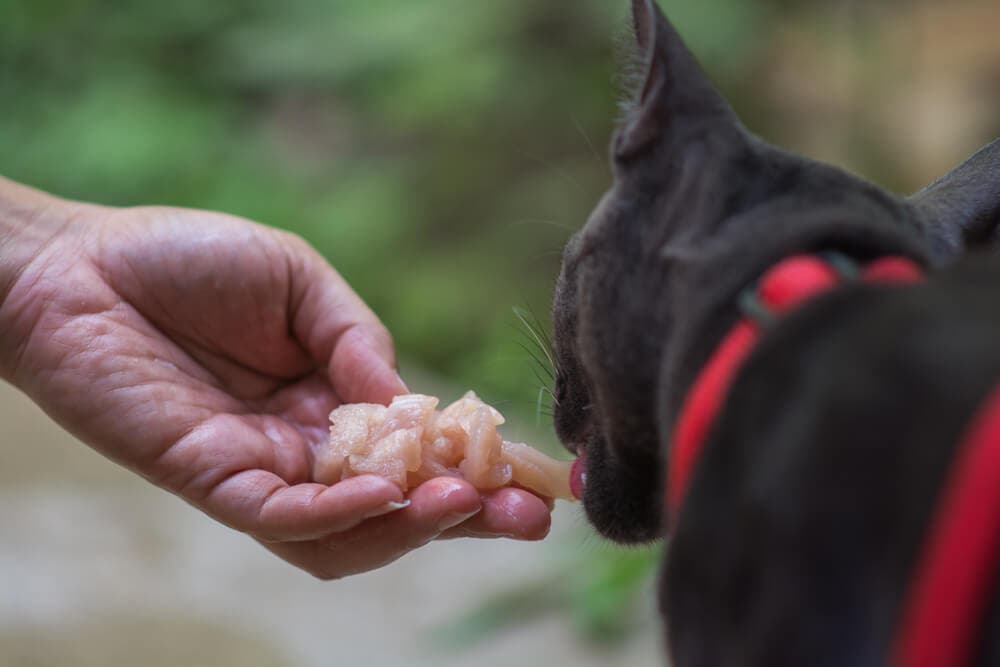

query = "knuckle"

[
  {"left": 373, "top": 323, "right": 395, "bottom": 350},
  {"left": 277, "top": 229, "right": 313, "bottom": 255}
]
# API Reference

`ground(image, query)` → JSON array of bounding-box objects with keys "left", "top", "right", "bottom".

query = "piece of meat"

[
  {"left": 316, "top": 392, "right": 575, "bottom": 501},
  {"left": 314, "top": 403, "right": 386, "bottom": 485},
  {"left": 458, "top": 405, "right": 512, "bottom": 490},
  {"left": 502, "top": 440, "right": 574, "bottom": 501}
]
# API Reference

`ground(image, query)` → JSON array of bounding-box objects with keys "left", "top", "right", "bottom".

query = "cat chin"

[{"left": 578, "top": 437, "right": 665, "bottom": 544}]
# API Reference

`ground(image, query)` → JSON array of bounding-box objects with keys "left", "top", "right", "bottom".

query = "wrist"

[
  {"left": 0, "top": 178, "right": 89, "bottom": 383},
  {"left": 0, "top": 177, "right": 73, "bottom": 298}
]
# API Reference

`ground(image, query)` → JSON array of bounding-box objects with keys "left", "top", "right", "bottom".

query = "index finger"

[
  {"left": 328, "top": 323, "right": 409, "bottom": 405},
  {"left": 280, "top": 232, "right": 407, "bottom": 405}
]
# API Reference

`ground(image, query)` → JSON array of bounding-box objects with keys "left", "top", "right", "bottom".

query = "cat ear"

[
  {"left": 910, "top": 138, "right": 1000, "bottom": 257},
  {"left": 617, "top": 0, "right": 735, "bottom": 159}
]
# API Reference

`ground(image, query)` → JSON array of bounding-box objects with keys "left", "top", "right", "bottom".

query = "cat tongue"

[{"left": 569, "top": 454, "right": 586, "bottom": 500}]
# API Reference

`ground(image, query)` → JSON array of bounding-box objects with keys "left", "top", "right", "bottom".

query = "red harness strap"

[
  {"left": 667, "top": 254, "right": 922, "bottom": 518},
  {"left": 891, "top": 386, "right": 1000, "bottom": 667},
  {"left": 665, "top": 254, "right": 1000, "bottom": 664}
]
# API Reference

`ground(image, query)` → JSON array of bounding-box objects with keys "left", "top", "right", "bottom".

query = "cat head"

[{"left": 552, "top": 0, "right": 1000, "bottom": 544}]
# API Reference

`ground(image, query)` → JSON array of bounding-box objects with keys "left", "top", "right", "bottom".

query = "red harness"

[{"left": 666, "top": 254, "right": 1000, "bottom": 666}]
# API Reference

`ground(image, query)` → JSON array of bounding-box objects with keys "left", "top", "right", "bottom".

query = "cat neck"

[{"left": 655, "top": 214, "right": 932, "bottom": 445}]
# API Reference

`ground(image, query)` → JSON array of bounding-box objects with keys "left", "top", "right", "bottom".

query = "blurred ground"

[{"left": 0, "top": 380, "right": 662, "bottom": 667}]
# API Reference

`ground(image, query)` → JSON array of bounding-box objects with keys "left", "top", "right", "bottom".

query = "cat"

[{"left": 551, "top": 1, "right": 1000, "bottom": 664}]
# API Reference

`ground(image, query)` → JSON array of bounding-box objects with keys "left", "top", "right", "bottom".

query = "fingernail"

[
  {"left": 366, "top": 500, "right": 410, "bottom": 518},
  {"left": 383, "top": 500, "right": 411, "bottom": 511},
  {"left": 436, "top": 508, "right": 481, "bottom": 532}
]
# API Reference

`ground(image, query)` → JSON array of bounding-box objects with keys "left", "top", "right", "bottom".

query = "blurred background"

[{"left": 1, "top": 0, "right": 998, "bottom": 665}]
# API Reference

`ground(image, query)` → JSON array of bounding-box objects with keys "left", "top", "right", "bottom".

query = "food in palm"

[{"left": 315, "top": 392, "right": 574, "bottom": 501}]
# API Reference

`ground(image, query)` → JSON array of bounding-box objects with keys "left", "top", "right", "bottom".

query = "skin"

[{"left": 0, "top": 176, "right": 551, "bottom": 580}]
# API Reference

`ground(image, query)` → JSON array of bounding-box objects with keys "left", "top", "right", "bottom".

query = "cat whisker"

[
  {"left": 520, "top": 303, "right": 559, "bottom": 371},
  {"left": 572, "top": 115, "right": 604, "bottom": 166},
  {"left": 523, "top": 302, "right": 555, "bottom": 347},
  {"left": 516, "top": 149, "right": 588, "bottom": 197},
  {"left": 512, "top": 326, "right": 554, "bottom": 373},
  {"left": 529, "top": 367, "right": 556, "bottom": 398},
  {"left": 505, "top": 320, "right": 546, "bottom": 360},
  {"left": 535, "top": 388, "right": 557, "bottom": 425},
  {"left": 538, "top": 385, "right": 560, "bottom": 407},
  {"left": 514, "top": 307, "right": 557, "bottom": 372},
  {"left": 516, "top": 341, "right": 555, "bottom": 381},
  {"left": 535, "top": 386, "right": 547, "bottom": 426}
]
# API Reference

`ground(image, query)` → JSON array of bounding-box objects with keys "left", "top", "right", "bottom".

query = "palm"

[
  {"left": 2, "top": 200, "right": 551, "bottom": 579},
  {"left": 19, "top": 208, "right": 324, "bottom": 487}
]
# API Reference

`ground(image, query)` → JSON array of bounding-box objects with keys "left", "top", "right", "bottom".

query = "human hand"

[{"left": 0, "top": 179, "right": 551, "bottom": 579}]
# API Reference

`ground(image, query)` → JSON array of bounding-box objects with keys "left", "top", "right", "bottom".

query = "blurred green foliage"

[
  {"left": 1, "top": 0, "right": 622, "bottom": 421},
  {"left": 431, "top": 541, "right": 664, "bottom": 650},
  {"left": 0, "top": 0, "right": 776, "bottom": 427}
]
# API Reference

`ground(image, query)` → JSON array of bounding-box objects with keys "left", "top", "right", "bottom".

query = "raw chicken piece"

[
  {"left": 314, "top": 404, "right": 386, "bottom": 485},
  {"left": 316, "top": 392, "right": 575, "bottom": 501},
  {"left": 458, "top": 406, "right": 512, "bottom": 490},
  {"left": 502, "top": 440, "right": 574, "bottom": 501}
]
